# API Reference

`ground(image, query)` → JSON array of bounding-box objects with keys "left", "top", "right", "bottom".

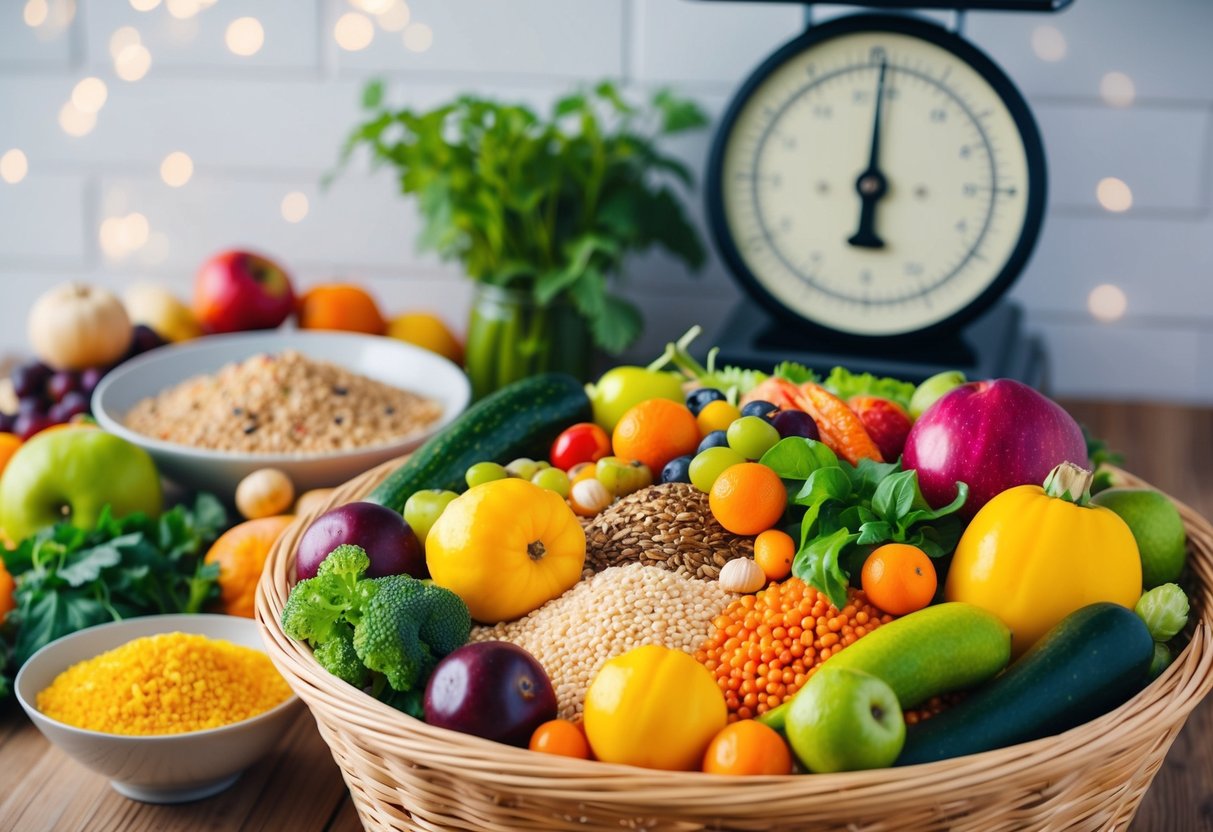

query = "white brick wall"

[{"left": 0, "top": 0, "right": 1210, "bottom": 402}]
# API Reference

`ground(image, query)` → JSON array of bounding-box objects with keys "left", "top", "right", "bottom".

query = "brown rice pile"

[
  {"left": 470, "top": 562, "right": 737, "bottom": 720},
  {"left": 583, "top": 483, "right": 755, "bottom": 579},
  {"left": 124, "top": 350, "right": 441, "bottom": 454}
]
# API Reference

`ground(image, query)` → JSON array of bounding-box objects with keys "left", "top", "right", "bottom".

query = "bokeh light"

[
  {"left": 160, "top": 151, "right": 194, "bottom": 187},
  {"left": 1031, "top": 25, "right": 1067, "bottom": 62},
  {"left": 1096, "top": 177, "right": 1133, "bottom": 213},
  {"left": 335, "top": 12, "right": 374, "bottom": 51},
  {"left": 71, "top": 77, "right": 108, "bottom": 114},
  {"left": 226, "top": 17, "right": 264, "bottom": 56},
  {"left": 58, "top": 102, "right": 97, "bottom": 137},
  {"left": 281, "top": 191, "right": 309, "bottom": 223},
  {"left": 1100, "top": 72, "right": 1136, "bottom": 108},
  {"left": 115, "top": 44, "right": 153, "bottom": 82},
  {"left": 1088, "top": 284, "right": 1128, "bottom": 322},
  {"left": 0, "top": 150, "right": 29, "bottom": 185},
  {"left": 403, "top": 22, "right": 433, "bottom": 53}
]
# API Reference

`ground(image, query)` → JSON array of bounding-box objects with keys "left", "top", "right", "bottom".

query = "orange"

[
  {"left": 297, "top": 284, "right": 387, "bottom": 335},
  {"left": 204, "top": 515, "right": 295, "bottom": 618},
  {"left": 0, "top": 558, "right": 14, "bottom": 625},
  {"left": 861, "top": 543, "right": 937, "bottom": 616},
  {"left": 388, "top": 312, "right": 463, "bottom": 364},
  {"left": 753, "top": 529, "right": 795, "bottom": 581},
  {"left": 702, "top": 719, "right": 793, "bottom": 775},
  {"left": 0, "top": 432, "right": 22, "bottom": 480},
  {"left": 696, "top": 400, "right": 741, "bottom": 437},
  {"left": 529, "top": 719, "right": 591, "bottom": 759},
  {"left": 611, "top": 399, "right": 700, "bottom": 473},
  {"left": 709, "top": 463, "right": 786, "bottom": 536}
]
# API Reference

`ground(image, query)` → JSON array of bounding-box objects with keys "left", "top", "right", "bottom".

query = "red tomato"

[{"left": 550, "top": 423, "right": 612, "bottom": 471}]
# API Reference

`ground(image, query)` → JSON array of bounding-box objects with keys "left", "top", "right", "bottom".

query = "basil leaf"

[
  {"left": 899, "top": 482, "right": 970, "bottom": 528},
  {"left": 872, "top": 469, "right": 918, "bottom": 521},
  {"left": 794, "top": 466, "right": 852, "bottom": 507},
  {"left": 856, "top": 520, "right": 894, "bottom": 546},
  {"left": 793, "top": 528, "right": 859, "bottom": 610},
  {"left": 848, "top": 457, "right": 900, "bottom": 499},
  {"left": 761, "top": 437, "right": 839, "bottom": 481},
  {"left": 57, "top": 544, "right": 125, "bottom": 587}
]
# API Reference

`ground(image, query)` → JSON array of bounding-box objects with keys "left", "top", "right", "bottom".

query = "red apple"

[
  {"left": 194, "top": 250, "right": 295, "bottom": 333},
  {"left": 902, "top": 379, "right": 1088, "bottom": 519}
]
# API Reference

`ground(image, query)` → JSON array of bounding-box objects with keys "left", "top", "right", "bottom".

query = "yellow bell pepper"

[
  {"left": 425, "top": 477, "right": 585, "bottom": 623},
  {"left": 583, "top": 645, "right": 726, "bottom": 771},
  {"left": 945, "top": 462, "right": 1142, "bottom": 656}
]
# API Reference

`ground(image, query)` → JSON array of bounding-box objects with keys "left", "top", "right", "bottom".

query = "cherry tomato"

[
  {"left": 529, "top": 719, "right": 591, "bottom": 759},
  {"left": 550, "top": 422, "right": 612, "bottom": 471}
]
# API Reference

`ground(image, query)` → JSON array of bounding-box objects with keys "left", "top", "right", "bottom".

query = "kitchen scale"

[{"left": 702, "top": 0, "right": 1073, "bottom": 384}]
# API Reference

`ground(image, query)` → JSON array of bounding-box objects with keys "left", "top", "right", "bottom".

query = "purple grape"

[
  {"left": 772, "top": 409, "right": 821, "bottom": 441},
  {"left": 14, "top": 411, "right": 54, "bottom": 440},
  {"left": 79, "top": 367, "right": 106, "bottom": 397},
  {"left": 130, "top": 324, "right": 166, "bottom": 355},
  {"left": 0, "top": 412, "right": 15, "bottom": 434},
  {"left": 52, "top": 391, "right": 90, "bottom": 422},
  {"left": 47, "top": 371, "right": 79, "bottom": 403},
  {"left": 11, "top": 361, "right": 51, "bottom": 398},
  {"left": 17, "top": 396, "right": 45, "bottom": 416}
]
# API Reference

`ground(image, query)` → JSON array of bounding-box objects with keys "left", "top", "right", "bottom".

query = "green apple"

[
  {"left": 909, "top": 370, "right": 967, "bottom": 420},
  {"left": 1091, "top": 488, "right": 1187, "bottom": 588},
  {"left": 0, "top": 428, "right": 162, "bottom": 541},
  {"left": 403, "top": 489, "right": 459, "bottom": 548},
  {"left": 785, "top": 666, "right": 905, "bottom": 773}
]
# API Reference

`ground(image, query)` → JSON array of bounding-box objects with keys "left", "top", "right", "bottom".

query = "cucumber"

[
  {"left": 822, "top": 602, "right": 1012, "bottom": 708},
  {"left": 367, "top": 373, "right": 591, "bottom": 513},
  {"left": 760, "top": 602, "right": 1010, "bottom": 731},
  {"left": 896, "top": 602, "right": 1154, "bottom": 766}
]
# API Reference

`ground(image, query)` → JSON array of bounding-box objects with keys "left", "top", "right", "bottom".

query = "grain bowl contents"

[
  {"left": 470, "top": 562, "right": 736, "bottom": 720},
  {"left": 583, "top": 483, "right": 754, "bottom": 579},
  {"left": 124, "top": 350, "right": 442, "bottom": 454},
  {"left": 37, "top": 632, "right": 293, "bottom": 735}
]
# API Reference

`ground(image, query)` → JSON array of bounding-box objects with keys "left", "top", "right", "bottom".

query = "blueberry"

[
  {"left": 741, "top": 400, "right": 779, "bottom": 422},
  {"left": 661, "top": 455, "right": 693, "bottom": 484},
  {"left": 697, "top": 430, "right": 730, "bottom": 454},
  {"left": 772, "top": 409, "right": 820, "bottom": 441},
  {"left": 685, "top": 387, "right": 726, "bottom": 417}
]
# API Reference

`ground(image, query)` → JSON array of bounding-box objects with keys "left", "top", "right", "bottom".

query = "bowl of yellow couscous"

[{"left": 14, "top": 614, "right": 301, "bottom": 804}]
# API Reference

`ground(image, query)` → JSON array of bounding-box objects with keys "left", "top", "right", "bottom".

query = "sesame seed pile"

[
  {"left": 36, "top": 632, "right": 293, "bottom": 736},
  {"left": 470, "top": 562, "right": 737, "bottom": 720}
]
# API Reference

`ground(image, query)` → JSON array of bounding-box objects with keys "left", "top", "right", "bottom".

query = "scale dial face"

[{"left": 709, "top": 15, "right": 1046, "bottom": 339}]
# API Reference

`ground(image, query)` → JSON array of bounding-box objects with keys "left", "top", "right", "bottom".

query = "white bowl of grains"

[
  {"left": 14, "top": 614, "right": 301, "bottom": 804},
  {"left": 92, "top": 330, "right": 470, "bottom": 497}
]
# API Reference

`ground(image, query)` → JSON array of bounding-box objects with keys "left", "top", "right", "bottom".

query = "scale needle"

[{"left": 848, "top": 57, "right": 890, "bottom": 250}]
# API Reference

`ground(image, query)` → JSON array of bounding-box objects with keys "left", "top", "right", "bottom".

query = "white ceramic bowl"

[
  {"left": 92, "top": 330, "right": 470, "bottom": 497},
  {"left": 14, "top": 614, "right": 302, "bottom": 804}
]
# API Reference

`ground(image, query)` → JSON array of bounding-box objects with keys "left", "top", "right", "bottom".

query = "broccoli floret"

[
  {"left": 353, "top": 575, "right": 471, "bottom": 692},
  {"left": 281, "top": 544, "right": 377, "bottom": 644},
  {"left": 313, "top": 624, "right": 370, "bottom": 689}
]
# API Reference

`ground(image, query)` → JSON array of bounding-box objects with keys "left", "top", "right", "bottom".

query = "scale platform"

[{"left": 710, "top": 299, "right": 1045, "bottom": 387}]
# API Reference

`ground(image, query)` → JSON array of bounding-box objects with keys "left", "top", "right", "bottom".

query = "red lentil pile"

[{"left": 694, "top": 578, "right": 894, "bottom": 722}]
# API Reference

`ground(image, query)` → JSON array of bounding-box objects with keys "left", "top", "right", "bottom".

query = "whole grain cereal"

[
  {"left": 124, "top": 350, "right": 441, "bottom": 455},
  {"left": 583, "top": 483, "right": 754, "bottom": 579},
  {"left": 470, "top": 562, "right": 737, "bottom": 720},
  {"left": 37, "top": 632, "right": 293, "bottom": 735}
]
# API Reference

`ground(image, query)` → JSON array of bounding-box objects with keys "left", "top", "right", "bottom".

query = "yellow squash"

[
  {"left": 945, "top": 462, "right": 1142, "bottom": 656},
  {"left": 425, "top": 477, "right": 585, "bottom": 623},
  {"left": 583, "top": 645, "right": 727, "bottom": 771}
]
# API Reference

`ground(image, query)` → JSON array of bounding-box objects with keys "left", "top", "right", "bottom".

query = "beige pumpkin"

[{"left": 28, "top": 283, "right": 133, "bottom": 370}]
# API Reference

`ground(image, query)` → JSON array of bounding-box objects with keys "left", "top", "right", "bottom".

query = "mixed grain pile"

[
  {"left": 470, "top": 562, "right": 737, "bottom": 720},
  {"left": 124, "top": 350, "right": 441, "bottom": 454},
  {"left": 582, "top": 483, "right": 754, "bottom": 579}
]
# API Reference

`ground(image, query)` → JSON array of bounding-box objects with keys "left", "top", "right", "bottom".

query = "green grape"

[
  {"left": 595, "top": 456, "right": 629, "bottom": 496},
  {"left": 727, "top": 415, "right": 781, "bottom": 460},
  {"left": 505, "top": 457, "right": 547, "bottom": 480},
  {"left": 531, "top": 467, "right": 571, "bottom": 498},
  {"left": 403, "top": 489, "right": 459, "bottom": 546},
  {"left": 466, "top": 461, "right": 508, "bottom": 488},
  {"left": 689, "top": 446, "right": 746, "bottom": 492}
]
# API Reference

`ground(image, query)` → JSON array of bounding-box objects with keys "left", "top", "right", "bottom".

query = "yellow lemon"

[{"left": 388, "top": 312, "right": 463, "bottom": 365}]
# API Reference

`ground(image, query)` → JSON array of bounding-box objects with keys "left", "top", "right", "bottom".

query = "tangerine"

[
  {"left": 0, "top": 558, "right": 14, "bottom": 625},
  {"left": 529, "top": 719, "right": 591, "bottom": 759},
  {"left": 0, "top": 433, "right": 22, "bottom": 480},
  {"left": 611, "top": 399, "right": 700, "bottom": 473},
  {"left": 861, "top": 543, "right": 937, "bottom": 616},
  {"left": 709, "top": 463, "right": 786, "bottom": 536},
  {"left": 297, "top": 284, "right": 386, "bottom": 335},
  {"left": 204, "top": 515, "right": 295, "bottom": 618},
  {"left": 753, "top": 529, "right": 795, "bottom": 581},
  {"left": 702, "top": 719, "right": 794, "bottom": 775}
]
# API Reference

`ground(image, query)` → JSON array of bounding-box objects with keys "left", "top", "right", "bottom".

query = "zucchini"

[
  {"left": 367, "top": 373, "right": 591, "bottom": 513},
  {"left": 896, "top": 602, "right": 1154, "bottom": 766}
]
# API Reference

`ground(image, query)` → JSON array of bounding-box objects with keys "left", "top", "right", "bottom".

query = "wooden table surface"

[{"left": 1, "top": 400, "right": 1210, "bottom": 832}]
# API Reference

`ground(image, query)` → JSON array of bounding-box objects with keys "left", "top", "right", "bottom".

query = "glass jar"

[{"left": 463, "top": 284, "right": 594, "bottom": 400}]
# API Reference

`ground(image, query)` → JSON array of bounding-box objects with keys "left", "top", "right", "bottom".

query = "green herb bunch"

[{"left": 335, "top": 80, "right": 709, "bottom": 353}]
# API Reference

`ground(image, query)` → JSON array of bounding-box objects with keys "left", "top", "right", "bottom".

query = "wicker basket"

[{"left": 256, "top": 461, "right": 1213, "bottom": 832}]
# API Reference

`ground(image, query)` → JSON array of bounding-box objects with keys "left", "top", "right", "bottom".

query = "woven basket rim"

[{"left": 255, "top": 461, "right": 1213, "bottom": 801}]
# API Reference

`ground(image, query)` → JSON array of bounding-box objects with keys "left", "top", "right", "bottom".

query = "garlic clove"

[{"left": 718, "top": 557, "right": 767, "bottom": 594}]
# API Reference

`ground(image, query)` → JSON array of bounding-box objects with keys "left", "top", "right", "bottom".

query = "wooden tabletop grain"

[{"left": 1, "top": 400, "right": 1210, "bottom": 832}]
